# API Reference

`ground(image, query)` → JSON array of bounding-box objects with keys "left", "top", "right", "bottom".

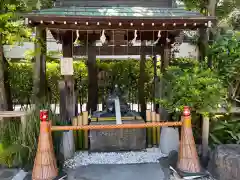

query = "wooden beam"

[
  {"left": 32, "top": 23, "right": 206, "bottom": 31},
  {"left": 51, "top": 29, "right": 179, "bottom": 42},
  {"left": 26, "top": 15, "right": 216, "bottom": 31},
  {"left": 33, "top": 27, "right": 47, "bottom": 104},
  {"left": 0, "top": 111, "right": 27, "bottom": 118},
  {"left": 73, "top": 46, "right": 163, "bottom": 56}
]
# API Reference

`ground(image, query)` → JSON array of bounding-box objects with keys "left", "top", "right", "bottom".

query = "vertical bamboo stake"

[
  {"left": 202, "top": 115, "right": 210, "bottom": 162},
  {"left": 151, "top": 111, "right": 157, "bottom": 146},
  {"left": 146, "top": 110, "right": 152, "bottom": 147},
  {"left": 156, "top": 113, "right": 160, "bottom": 146},
  {"left": 21, "top": 114, "right": 27, "bottom": 141},
  {"left": 77, "top": 115, "right": 83, "bottom": 149},
  {"left": 82, "top": 111, "right": 89, "bottom": 149},
  {"left": 72, "top": 117, "right": 78, "bottom": 150}
]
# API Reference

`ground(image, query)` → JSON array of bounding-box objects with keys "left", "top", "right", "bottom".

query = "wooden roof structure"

[{"left": 25, "top": 0, "right": 215, "bottom": 30}]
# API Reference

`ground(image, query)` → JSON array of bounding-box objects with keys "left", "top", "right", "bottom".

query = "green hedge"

[{"left": 8, "top": 59, "right": 155, "bottom": 105}]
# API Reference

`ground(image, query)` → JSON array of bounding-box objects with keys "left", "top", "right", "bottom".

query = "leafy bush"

[
  {"left": 0, "top": 105, "right": 60, "bottom": 169},
  {"left": 8, "top": 59, "right": 154, "bottom": 105},
  {"left": 210, "top": 32, "right": 240, "bottom": 103},
  {"left": 158, "top": 59, "right": 227, "bottom": 120},
  {"left": 209, "top": 117, "right": 240, "bottom": 147}
]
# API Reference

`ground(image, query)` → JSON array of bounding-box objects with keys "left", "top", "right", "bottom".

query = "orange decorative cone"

[
  {"left": 32, "top": 110, "right": 58, "bottom": 180},
  {"left": 177, "top": 106, "right": 201, "bottom": 173}
]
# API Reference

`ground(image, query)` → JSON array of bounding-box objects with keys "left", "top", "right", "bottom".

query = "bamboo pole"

[
  {"left": 91, "top": 116, "right": 142, "bottom": 121},
  {"left": 156, "top": 113, "right": 160, "bottom": 146},
  {"left": 151, "top": 111, "right": 157, "bottom": 146},
  {"left": 72, "top": 117, "right": 78, "bottom": 150},
  {"left": 82, "top": 111, "right": 89, "bottom": 149},
  {"left": 77, "top": 115, "right": 83, "bottom": 149},
  {"left": 146, "top": 110, "right": 152, "bottom": 147},
  {"left": 21, "top": 115, "right": 27, "bottom": 141},
  {"left": 202, "top": 115, "right": 210, "bottom": 162},
  {"left": 51, "top": 122, "right": 182, "bottom": 131}
]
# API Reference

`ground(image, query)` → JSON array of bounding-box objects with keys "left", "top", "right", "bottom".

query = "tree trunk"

[{"left": 0, "top": 33, "right": 13, "bottom": 111}]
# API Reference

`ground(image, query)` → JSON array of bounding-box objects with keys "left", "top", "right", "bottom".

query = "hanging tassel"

[
  {"left": 166, "top": 37, "right": 171, "bottom": 43},
  {"left": 74, "top": 30, "right": 80, "bottom": 46},
  {"left": 153, "top": 30, "right": 161, "bottom": 45},
  {"left": 130, "top": 30, "right": 138, "bottom": 45},
  {"left": 100, "top": 30, "right": 106, "bottom": 44}
]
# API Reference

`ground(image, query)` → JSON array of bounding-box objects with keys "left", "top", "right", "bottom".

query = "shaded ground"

[
  {"left": 0, "top": 168, "right": 19, "bottom": 180},
  {"left": 67, "top": 163, "right": 169, "bottom": 180}
]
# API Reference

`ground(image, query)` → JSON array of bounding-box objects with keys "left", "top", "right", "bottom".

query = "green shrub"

[
  {"left": 209, "top": 116, "right": 240, "bottom": 147},
  {"left": 158, "top": 59, "right": 227, "bottom": 120},
  {"left": 0, "top": 105, "right": 60, "bottom": 169},
  {"left": 8, "top": 63, "right": 33, "bottom": 105},
  {"left": 8, "top": 59, "right": 154, "bottom": 104}
]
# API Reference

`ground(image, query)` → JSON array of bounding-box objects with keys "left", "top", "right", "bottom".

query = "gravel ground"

[
  {"left": 64, "top": 148, "right": 217, "bottom": 180},
  {"left": 64, "top": 148, "right": 166, "bottom": 169}
]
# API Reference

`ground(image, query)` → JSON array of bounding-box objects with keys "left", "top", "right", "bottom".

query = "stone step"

[{"left": 67, "top": 163, "right": 166, "bottom": 180}]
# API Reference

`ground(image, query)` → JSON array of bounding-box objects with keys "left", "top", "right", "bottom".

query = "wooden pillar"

[
  {"left": 61, "top": 30, "right": 76, "bottom": 123},
  {"left": 33, "top": 27, "right": 47, "bottom": 105},
  {"left": 159, "top": 42, "right": 171, "bottom": 120},
  {"left": 59, "top": 81, "right": 67, "bottom": 123},
  {"left": 60, "top": 30, "right": 76, "bottom": 160},
  {"left": 87, "top": 41, "right": 98, "bottom": 113},
  {"left": 138, "top": 41, "right": 146, "bottom": 119},
  {"left": 153, "top": 55, "right": 158, "bottom": 112},
  {"left": 198, "top": 28, "right": 208, "bottom": 62},
  {"left": 159, "top": 44, "right": 171, "bottom": 100},
  {"left": 161, "top": 45, "right": 171, "bottom": 73}
]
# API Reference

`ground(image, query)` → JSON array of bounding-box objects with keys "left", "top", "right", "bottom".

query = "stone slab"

[
  {"left": 0, "top": 168, "right": 19, "bottom": 180},
  {"left": 208, "top": 144, "right": 240, "bottom": 180},
  {"left": 67, "top": 163, "right": 167, "bottom": 180},
  {"left": 89, "top": 120, "right": 146, "bottom": 151}
]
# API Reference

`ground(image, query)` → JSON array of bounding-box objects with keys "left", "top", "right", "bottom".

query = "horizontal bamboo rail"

[
  {"left": 0, "top": 111, "right": 27, "bottom": 118},
  {"left": 0, "top": 111, "right": 30, "bottom": 140},
  {"left": 51, "top": 122, "right": 182, "bottom": 131}
]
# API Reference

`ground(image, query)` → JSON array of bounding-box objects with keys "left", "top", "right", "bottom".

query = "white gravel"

[{"left": 64, "top": 148, "right": 167, "bottom": 169}]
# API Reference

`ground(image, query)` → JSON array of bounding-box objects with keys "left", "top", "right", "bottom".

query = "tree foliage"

[
  {"left": 210, "top": 31, "right": 240, "bottom": 103},
  {"left": 0, "top": 0, "right": 33, "bottom": 110},
  {"left": 23, "top": 0, "right": 53, "bottom": 10},
  {"left": 179, "top": 0, "right": 239, "bottom": 20}
]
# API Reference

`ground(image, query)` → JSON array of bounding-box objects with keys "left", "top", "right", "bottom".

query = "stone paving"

[
  {"left": 67, "top": 163, "right": 168, "bottom": 180},
  {"left": 0, "top": 168, "right": 19, "bottom": 180},
  {"left": 0, "top": 150, "right": 216, "bottom": 180}
]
